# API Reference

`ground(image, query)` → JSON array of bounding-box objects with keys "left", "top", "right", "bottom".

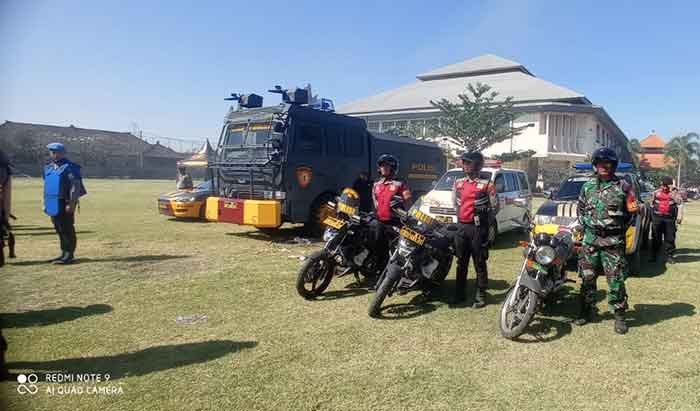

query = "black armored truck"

[{"left": 207, "top": 86, "right": 446, "bottom": 234}]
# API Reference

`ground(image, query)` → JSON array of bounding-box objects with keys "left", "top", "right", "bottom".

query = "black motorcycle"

[
  {"left": 367, "top": 206, "right": 454, "bottom": 318},
  {"left": 499, "top": 224, "right": 579, "bottom": 339},
  {"left": 296, "top": 189, "right": 384, "bottom": 299}
]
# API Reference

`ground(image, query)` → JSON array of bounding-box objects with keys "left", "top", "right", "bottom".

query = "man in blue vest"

[{"left": 44, "top": 143, "right": 86, "bottom": 264}]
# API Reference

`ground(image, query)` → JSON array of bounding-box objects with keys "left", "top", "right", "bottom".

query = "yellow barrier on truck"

[{"left": 217, "top": 198, "right": 282, "bottom": 228}]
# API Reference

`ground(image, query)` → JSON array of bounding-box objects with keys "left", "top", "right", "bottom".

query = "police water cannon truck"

[{"left": 205, "top": 84, "right": 446, "bottom": 235}]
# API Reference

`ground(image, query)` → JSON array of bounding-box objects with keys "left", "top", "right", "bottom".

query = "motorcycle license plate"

[
  {"left": 400, "top": 227, "right": 426, "bottom": 245},
  {"left": 435, "top": 215, "right": 452, "bottom": 223},
  {"left": 323, "top": 216, "right": 346, "bottom": 230}
]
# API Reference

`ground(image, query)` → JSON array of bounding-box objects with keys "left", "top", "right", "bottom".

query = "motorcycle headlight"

[
  {"left": 535, "top": 246, "right": 556, "bottom": 265},
  {"left": 323, "top": 228, "right": 338, "bottom": 242},
  {"left": 534, "top": 215, "right": 553, "bottom": 225},
  {"left": 397, "top": 237, "right": 416, "bottom": 257}
]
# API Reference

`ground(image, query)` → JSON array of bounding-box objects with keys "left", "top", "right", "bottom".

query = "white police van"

[{"left": 415, "top": 160, "right": 532, "bottom": 244}]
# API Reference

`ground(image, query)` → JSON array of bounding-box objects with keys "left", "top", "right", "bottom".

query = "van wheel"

[{"left": 306, "top": 193, "right": 336, "bottom": 238}]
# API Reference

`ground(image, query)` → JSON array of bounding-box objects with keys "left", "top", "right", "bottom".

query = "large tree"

[
  {"left": 665, "top": 132, "right": 699, "bottom": 186},
  {"left": 628, "top": 138, "right": 642, "bottom": 168},
  {"left": 430, "top": 82, "right": 530, "bottom": 152}
]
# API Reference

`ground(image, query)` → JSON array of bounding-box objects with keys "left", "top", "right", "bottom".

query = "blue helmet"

[{"left": 46, "top": 142, "right": 66, "bottom": 153}]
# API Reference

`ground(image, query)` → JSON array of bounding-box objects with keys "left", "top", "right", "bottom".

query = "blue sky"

[{"left": 1, "top": 0, "right": 698, "bottom": 143}]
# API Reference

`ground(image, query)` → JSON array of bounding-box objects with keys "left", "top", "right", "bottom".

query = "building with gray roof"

[{"left": 338, "top": 55, "right": 632, "bottom": 183}]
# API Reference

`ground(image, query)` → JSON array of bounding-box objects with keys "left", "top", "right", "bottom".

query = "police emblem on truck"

[{"left": 296, "top": 166, "right": 313, "bottom": 189}]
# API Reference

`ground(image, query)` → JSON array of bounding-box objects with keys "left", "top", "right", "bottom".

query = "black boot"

[
  {"left": 48, "top": 252, "right": 67, "bottom": 263},
  {"left": 648, "top": 254, "right": 657, "bottom": 263},
  {"left": 574, "top": 299, "right": 596, "bottom": 326},
  {"left": 54, "top": 253, "right": 74, "bottom": 265},
  {"left": 614, "top": 310, "right": 628, "bottom": 334},
  {"left": 472, "top": 288, "right": 487, "bottom": 308}
]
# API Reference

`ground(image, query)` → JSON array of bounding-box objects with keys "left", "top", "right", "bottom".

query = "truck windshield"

[
  {"left": 221, "top": 122, "right": 283, "bottom": 162},
  {"left": 434, "top": 170, "right": 492, "bottom": 191}
]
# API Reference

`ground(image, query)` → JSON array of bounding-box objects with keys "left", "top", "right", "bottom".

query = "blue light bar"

[{"left": 574, "top": 162, "right": 634, "bottom": 171}]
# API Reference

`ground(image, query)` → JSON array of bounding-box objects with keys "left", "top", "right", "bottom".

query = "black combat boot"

[
  {"left": 574, "top": 298, "right": 596, "bottom": 326},
  {"left": 648, "top": 254, "right": 657, "bottom": 263},
  {"left": 472, "top": 288, "right": 487, "bottom": 308},
  {"left": 47, "top": 251, "right": 67, "bottom": 263},
  {"left": 614, "top": 310, "right": 628, "bottom": 334}
]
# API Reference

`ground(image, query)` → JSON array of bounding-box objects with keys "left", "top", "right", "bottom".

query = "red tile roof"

[{"left": 640, "top": 133, "right": 666, "bottom": 149}]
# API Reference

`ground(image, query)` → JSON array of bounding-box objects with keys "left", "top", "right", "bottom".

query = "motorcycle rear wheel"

[
  {"left": 296, "top": 250, "right": 335, "bottom": 300},
  {"left": 368, "top": 265, "right": 401, "bottom": 318},
  {"left": 499, "top": 285, "right": 539, "bottom": 339}
]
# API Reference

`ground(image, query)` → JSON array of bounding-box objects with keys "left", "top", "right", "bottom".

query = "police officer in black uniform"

[{"left": 451, "top": 152, "right": 498, "bottom": 307}]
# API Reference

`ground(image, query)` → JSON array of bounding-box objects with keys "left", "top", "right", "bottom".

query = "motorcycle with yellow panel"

[{"left": 296, "top": 188, "right": 385, "bottom": 299}]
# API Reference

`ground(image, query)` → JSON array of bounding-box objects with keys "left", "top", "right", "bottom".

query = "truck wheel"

[{"left": 306, "top": 193, "right": 336, "bottom": 238}]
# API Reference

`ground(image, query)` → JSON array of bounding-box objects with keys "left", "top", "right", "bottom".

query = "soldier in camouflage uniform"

[{"left": 575, "top": 147, "right": 638, "bottom": 334}]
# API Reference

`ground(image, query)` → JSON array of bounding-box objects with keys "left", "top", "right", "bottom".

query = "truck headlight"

[
  {"left": 263, "top": 191, "right": 286, "bottom": 200},
  {"left": 535, "top": 246, "right": 556, "bottom": 265},
  {"left": 175, "top": 196, "right": 197, "bottom": 203}
]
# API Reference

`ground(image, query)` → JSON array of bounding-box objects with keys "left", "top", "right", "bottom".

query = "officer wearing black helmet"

[
  {"left": 451, "top": 152, "right": 498, "bottom": 307},
  {"left": 369, "top": 154, "right": 412, "bottom": 271},
  {"left": 575, "top": 147, "right": 638, "bottom": 334}
]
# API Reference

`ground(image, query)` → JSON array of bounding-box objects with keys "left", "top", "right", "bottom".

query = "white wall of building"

[{"left": 482, "top": 113, "right": 548, "bottom": 157}]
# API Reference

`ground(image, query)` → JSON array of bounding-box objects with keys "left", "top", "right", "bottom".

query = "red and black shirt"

[
  {"left": 372, "top": 178, "right": 411, "bottom": 222},
  {"left": 452, "top": 176, "right": 497, "bottom": 224}
]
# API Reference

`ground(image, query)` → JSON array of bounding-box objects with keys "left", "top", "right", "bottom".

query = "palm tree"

[{"left": 665, "top": 132, "right": 700, "bottom": 186}]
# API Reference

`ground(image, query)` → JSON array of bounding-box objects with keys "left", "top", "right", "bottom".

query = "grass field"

[{"left": 1, "top": 179, "right": 699, "bottom": 411}]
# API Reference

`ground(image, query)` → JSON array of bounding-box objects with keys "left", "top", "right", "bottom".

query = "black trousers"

[
  {"left": 368, "top": 219, "right": 398, "bottom": 270},
  {"left": 454, "top": 222, "right": 489, "bottom": 297},
  {"left": 51, "top": 210, "right": 76, "bottom": 256},
  {"left": 652, "top": 216, "right": 677, "bottom": 258}
]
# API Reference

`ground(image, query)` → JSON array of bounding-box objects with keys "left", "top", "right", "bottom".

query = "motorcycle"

[
  {"left": 368, "top": 205, "right": 455, "bottom": 318},
  {"left": 296, "top": 188, "right": 385, "bottom": 299},
  {"left": 499, "top": 223, "right": 580, "bottom": 339}
]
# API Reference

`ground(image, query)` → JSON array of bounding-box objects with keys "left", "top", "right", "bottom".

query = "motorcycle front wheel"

[
  {"left": 368, "top": 264, "right": 402, "bottom": 318},
  {"left": 499, "top": 285, "right": 539, "bottom": 339},
  {"left": 296, "top": 250, "right": 335, "bottom": 300}
]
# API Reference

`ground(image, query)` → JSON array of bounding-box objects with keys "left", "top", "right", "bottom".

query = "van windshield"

[{"left": 434, "top": 170, "right": 492, "bottom": 191}]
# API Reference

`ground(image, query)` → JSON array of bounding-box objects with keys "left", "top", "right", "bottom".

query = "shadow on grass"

[
  {"left": 374, "top": 299, "right": 438, "bottom": 320},
  {"left": 9, "top": 254, "right": 189, "bottom": 267},
  {"left": 4, "top": 341, "right": 257, "bottom": 382},
  {"left": 619, "top": 303, "right": 696, "bottom": 328},
  {"left": 226, "top": 226, "right": 322, "bottom": 245},
  {"left": 9, "top": 226, "right": 54, "bottom": 231},
  {"left": 14, "top": 230, "right": 95, "bottom": 237},
  {"left": 672, "top": 248, "right": 700, "bottom": 264},
  {"left": 1, "top": 304, "right": 112, "bottom": 328},
  {"left": 492, "top": 230, "right": 529, "bottom": 250},
  {"left": 166, "top": 218, "right": 211, "bottom": 224},
  {"left": 316, "top": 283, "right": 371, "bottom": 301},
  {"left": 442, "top": 279, "right": 511, "bottom": 307}
]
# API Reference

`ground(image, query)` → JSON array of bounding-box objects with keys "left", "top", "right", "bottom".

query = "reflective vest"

[
  {"left": 372, "top": 178, "right": 409, "bottom": 222},
  {"left": 454, "top": 177, "right": 493, "bottom": 224},
  {"left": 652, "top": 188, "right": 678, "bottom": 218}
]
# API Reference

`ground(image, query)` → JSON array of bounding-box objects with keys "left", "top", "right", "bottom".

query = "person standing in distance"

[
  {"left": 44, "top": 143, "right": 86, "bottom": 264},
  {"left": 649, "top": 176, "right": 683, "bottom": 264}
]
